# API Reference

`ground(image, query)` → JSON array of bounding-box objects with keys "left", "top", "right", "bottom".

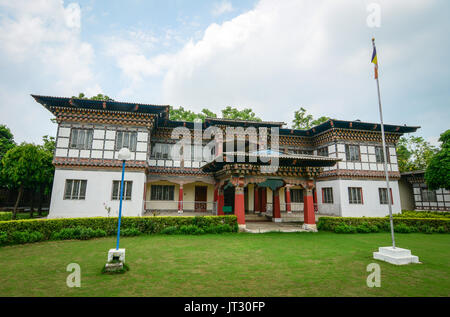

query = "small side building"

[{"left": 400, "top": 171, "right": 450, "bottom": 211}]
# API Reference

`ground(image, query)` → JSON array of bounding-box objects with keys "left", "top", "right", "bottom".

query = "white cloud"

[
  {"left": 212, "top": 1, "right": 234, "bottom": 16},
  {"left": 0, "top": 0, "right": 101, "bottom": 143}
]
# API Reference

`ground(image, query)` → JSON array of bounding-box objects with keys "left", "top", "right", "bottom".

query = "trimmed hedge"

[
  {"left": 317, "top": 216, "right": 450, "bottom": 234},
  {"left": 0, "top": 212, "right": 12, "bottom": 221},
  {"left": 393, "top": 210, "right": 450, "bottom": 219},
  {"left": 0, "top": 215, "right": 238, "bottom": 246}
]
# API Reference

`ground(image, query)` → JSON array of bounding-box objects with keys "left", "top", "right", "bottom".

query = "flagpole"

[{"left": 372, "top": 38, "right": 396, "bottom": 248}]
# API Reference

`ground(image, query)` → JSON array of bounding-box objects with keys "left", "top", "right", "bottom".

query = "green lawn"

[{"left": 0, "top": 232, "right": 449, "bottom": 297}]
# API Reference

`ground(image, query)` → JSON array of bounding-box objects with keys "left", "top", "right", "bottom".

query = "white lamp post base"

[
  {"left": 104, "top": 248, "right": 126, "bottom": 272},
  {"left": 373, "top": 247, "right": 420, "bottom": 265}
]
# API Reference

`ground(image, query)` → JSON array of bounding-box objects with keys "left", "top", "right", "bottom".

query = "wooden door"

[{"left": 195, "top": 186, "right": 207, "bottom": 212}]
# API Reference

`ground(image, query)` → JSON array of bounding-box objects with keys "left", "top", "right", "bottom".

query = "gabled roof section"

[
  {"left": 32, "top": 95, "right": 170, "bottom": 116},
  {"left": 280, "top": 119, "right": 420, "bottom": 136},
  {"left": 205, "top": 117, "right": 286, "bottom": 128}
]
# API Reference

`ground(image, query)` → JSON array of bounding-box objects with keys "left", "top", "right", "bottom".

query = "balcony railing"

[{"left": 144, "top": 201, "right": 217, "bottom": 215}]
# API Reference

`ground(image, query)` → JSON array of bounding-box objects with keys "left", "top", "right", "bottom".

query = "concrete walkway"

[{"left": 244, "top": 221, "right": 308, "bottom": 233}]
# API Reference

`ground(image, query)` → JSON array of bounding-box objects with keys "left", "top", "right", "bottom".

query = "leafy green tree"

[
  {"left": 1, "top": 143, "right": 42, "bottom": 219},
  {"left": 0, "top": 125, "right": 15, "bottom": 160},
  {"left": 425, "top": 130, "right": 450, "bottom": 190},
  {"left": 396, "top": 136, "right": 438, "bottom": 172},
  {"left": 292, "top": 107, "right": 329, "bottom": 129},
  {"left": 221, "top": 106, "right": 261, "bottom": 121},
  {"left": 169, "top": 107, "right": 218, "bottom": 122},
  {"left": 71, "top": 92, "right": 114, "bottom": 101}
]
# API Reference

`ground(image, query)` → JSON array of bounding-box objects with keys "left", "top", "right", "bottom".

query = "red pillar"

[
  {"left": 217, "top": 188, "right": 224, "bottom": 215},
  {"left": 285, "top": 186, "right": 292, "bottom": 213},
  {"left": 273, "top": 188, "right": 281, "bottom": 221},
  {"left": 214, "top": 185, "right": 218, "bottom": 213},
  {"left": 235, "top": 185, "right": 245, "bottom": 228},
  {"left": 261, "top": 188, "right": 267, "bottom": 213},
  {"left": 303, "top": 188, "right": 315, "bottom": 225},
  {"left": 254, "top": 185, "right": 260, "bottom": 214},
  {"left": 178, "top": 184, "right": 183, "bottom": 213}
]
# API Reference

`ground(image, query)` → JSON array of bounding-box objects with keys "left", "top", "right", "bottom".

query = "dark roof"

[
  {"left": 32, "top": 95, "right": 170, "bottom": 116},
  {"left": 401, "top": 170, "right": 425, "bottom": 176},
  {"left": 202, "top": 151, "right": 340, "bottom": 173},
  {"left": 279, "top": 119, "right": 419, "bottom": 136},
  {"left": 204, "top": 117, "right": 286, "bottom": 128}
]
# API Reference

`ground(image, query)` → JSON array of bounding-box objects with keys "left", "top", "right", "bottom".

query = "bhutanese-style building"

[{"left": 32, "top": 95, "right": 419, "bottom": 230}]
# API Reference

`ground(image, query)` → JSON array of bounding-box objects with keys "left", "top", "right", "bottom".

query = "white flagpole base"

[{"left": 373, "top": 247, "right": 420, "bottom": 265}]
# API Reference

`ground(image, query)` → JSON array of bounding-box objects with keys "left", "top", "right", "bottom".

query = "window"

[
  {"left": 379, "top": 188, "right": 393, "bottom": 204},
  {"left": 345, "top": 145, "right": 360, "bottom": 161},
  {"left": 116, "top": 131, "right": 137, "bottom": 151},
  {"left": 69, "top": 129, "right": 93, "bottom": 149},
  {"left": 151, "top": 185, "right": 175, "bottom": 201},
  {"left": 112, "top": 181, "right": 133, "bottom": 200},
  {"left": 289, "top": 149, "right": 313, "bottom": 155},
  {"left": 421, "top": 189, "right": 437, "bottom": 202},
  {"left": 317, "top": 147, "right": 329, "bottom": 157},
  {"left": 375, "top": 146, "right": 390, "bottom": 163},
  {"left": 322, "top": 188, "right": 333, "bottom": 204},
  {"left": 291, "top": 188, "right": 304, "bottom": 203},
  {"left": 64, "top": 180, "right": 87, "bottom": 200},
  {"left": 348, "top": 187, "right": 363, "bottom": 204},
  {"left": 151, "top": 143, "right": 173, "bottom": 159}
]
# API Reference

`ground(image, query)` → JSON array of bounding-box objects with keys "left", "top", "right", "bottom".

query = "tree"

[
  {"left": 292, "top": 107, "right": 329, "bottom": 129},
  {"left": 0, "top": 125, "right": 15, "bottom": 160},
  {"left": 221, "top": 106, "right": 262, "bottom": 121},
  {"left": 425, "top": 130, "right": 450, "bottom": 190},
  {"left": 1, "top": 143, "right": 42, "bottom": 219},
  {"left": 396, "top": 136, "right": 438, "bottom": 172},
  {"left": 71, "top": 92, "right": 114, "bottom": 101},
  {"left": 36, "top": 136, "right": 55, "bottom": 216},
  {"left": 169, "top": 107, "right": 218, "bottom": 122}
]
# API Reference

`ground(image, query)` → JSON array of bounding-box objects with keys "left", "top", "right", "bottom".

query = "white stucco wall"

[
  {"left": 48, "top": 168, "right": 146, "bottom": 218},
  {"left": 316, "top": 179, "right": 401, "bottom": 217}
]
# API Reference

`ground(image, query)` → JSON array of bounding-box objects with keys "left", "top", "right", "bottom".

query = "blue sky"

[{"left": 0, "top": 0, "right": 448, "bottom": 146}]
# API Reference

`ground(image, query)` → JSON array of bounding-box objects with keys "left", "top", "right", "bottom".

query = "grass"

[{"left": 0, "top": 232, "right": 449, "bottom": 297}]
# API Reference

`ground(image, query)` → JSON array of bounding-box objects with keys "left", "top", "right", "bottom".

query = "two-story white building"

[{"left": 32, "top": 95, "right": 419, "bottom": 229}]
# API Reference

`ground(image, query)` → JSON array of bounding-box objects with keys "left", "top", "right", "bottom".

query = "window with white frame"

[
  {"left": 116, "top": 131, "right": 137, "bottom": 151},
  {"left": 378, "top": 188, "right": 393, "bottom": 204},
  {"left": 421, "top": 189, "right": 437, "bottom": 202},
  {"left": 345, "top": 145, "right": 360, "bottom": 161},
  {"left": 348, "top": 187, "right": 363, "bottom": 204},
  {"left": 151, "top": 143, "right": 173, "bottom": 159},
  {"left": 375, "top": 146, "right": 390, "bottom": 163},
  {"left": 112, "top": 181, "right": 133, "bottom": 200},
  {"left": 317, "top": 146, "right": 329, "bottom": 157},
  {"left": 291, "top": 188, "right": 304, "bottom": 203},
  {"left": 69, "top": 129, "right": 93, "bottom": 150},
  {"left": 64, "top": 180, "right": 87, "bottom": 200},
  {"left": 322, "top": 187, "right": 333, "bottom": 203},
  {"left": 150, "top": 185, "right": 175, "bottom": 201}
]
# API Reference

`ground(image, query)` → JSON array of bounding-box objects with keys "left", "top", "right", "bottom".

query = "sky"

[{"left": 0, "top": 0, "right": 448, "bottom": 147}]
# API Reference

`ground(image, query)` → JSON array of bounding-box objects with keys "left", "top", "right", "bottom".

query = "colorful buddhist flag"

[{"left": 371, "top": 46, "right": 378, "bottom": 79}]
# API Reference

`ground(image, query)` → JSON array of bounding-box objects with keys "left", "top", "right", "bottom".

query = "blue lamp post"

[{"left": 116, "top": 147, "right": 131, "bottom": 250}]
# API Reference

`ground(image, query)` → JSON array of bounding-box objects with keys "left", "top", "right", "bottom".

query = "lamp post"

[
  {"left": 116, "top": 147, "right": 131, "bottom": 250},
  {"left": 105, "top": 148, "right": 131, "bottom": 272}
]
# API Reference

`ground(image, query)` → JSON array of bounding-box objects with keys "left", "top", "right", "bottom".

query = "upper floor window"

[
  {"left": 317, "top": 146, "right": 329, "bottom": 157},
  {"left": 379, "top": 188, "right": 393, "bottom": 204},
  {"left": 289, "top": 149, "right": 313, "bottom": 155},
  {"left": 345, "top": 144, "right": 360, "bottom": 162},
  {"left": 64, "top": 179, "right": 87, "bottom": 200},
  {"left": 375, "top": 146, "right": 390, "bottom": 163},
  {"left": 116, "top": 131, "right": 137, "bottom": 151},
  {"left": 322, "top": 188, "right": 333, "bottom": 204},
  {"left": 151, "top": 143, "right": 173, "bottom": 159},
  {"left": 348, "top": 187, "right": 363, "bottom": 204},
  {"left": 291, "top": 188, "right": 304, "bottom": 203},
  {"left": 150, "top": 185, "right": 175, "bottom": 201},
  {"left": 112, "top": 181, "right": 133, "bottom": 200},
  {"left": 421, "top": 189, "right": 437, "bottom": 202},
  {"left": 69, "top": 129, "right": 93, "bottom": 150}
]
